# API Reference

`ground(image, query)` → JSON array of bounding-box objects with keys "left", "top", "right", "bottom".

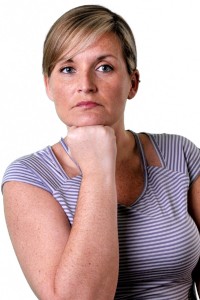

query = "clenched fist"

[{"left": 65, "top": 125, "right": 117, "bottom": 175}]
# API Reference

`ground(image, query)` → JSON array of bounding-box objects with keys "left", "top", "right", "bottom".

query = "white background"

[{"left": 0, "top": 0, "right": 200, "bottom": 299}]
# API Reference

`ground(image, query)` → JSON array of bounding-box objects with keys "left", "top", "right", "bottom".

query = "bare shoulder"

[{"left": 3, "top": 181, "right": 71, "bottom": 298}]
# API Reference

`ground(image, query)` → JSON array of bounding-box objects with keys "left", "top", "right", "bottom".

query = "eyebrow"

[
  {"left": 96, "top": 54, "right": 118, "bottom": 61},
  {"left": 59, "top": 54, "right": 118, "bottom": 64}
]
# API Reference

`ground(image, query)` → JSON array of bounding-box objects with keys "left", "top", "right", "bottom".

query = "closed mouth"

[{"left": 75, "top": 101, "right": 101, "bottom": 108}]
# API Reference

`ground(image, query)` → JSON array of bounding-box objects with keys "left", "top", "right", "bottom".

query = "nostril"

[
  {"left": 77, "top": 84, "right": 97, "bottom": 93},
  {"left": 77, "top": 72, "right": 97, "bottom": 93}
]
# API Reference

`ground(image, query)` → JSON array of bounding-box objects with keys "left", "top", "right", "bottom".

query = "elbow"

[
  {"left": 37, "top": 253, "right": 119, "bottom": 300},
  {"left": 39, "top": 276, "right": 118, "bottom": 300}
]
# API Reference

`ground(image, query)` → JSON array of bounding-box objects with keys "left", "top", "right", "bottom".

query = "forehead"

[
  {"left": 90, "top": 32, "right": 121, "bottom": 50},
  {"left": 59, "top": 32, "right": 123, "bottom": 62}
]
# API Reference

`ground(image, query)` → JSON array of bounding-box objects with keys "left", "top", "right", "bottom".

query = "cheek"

[
  {"left": 50, "top": 82, "right": 70, "bottom": 103},
  {"left": 102, "top": 79, "right": 121, "bottom": 98},
  {"left": 110, "top": 81, "right": 130, "bottom": 103}
]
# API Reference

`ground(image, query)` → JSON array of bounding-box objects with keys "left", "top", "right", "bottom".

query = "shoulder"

[
  {"left": 148, "top": 132, "right": 192, "bottom": 146},
  {"left": 147, "top": 132, "right": 199, "bottom": 154},
  {"left": 147, "top": 132, "right": 200, "bottom": 183},
  {"left": 1, "top": 145, "right": 65, "bottom": 193}
]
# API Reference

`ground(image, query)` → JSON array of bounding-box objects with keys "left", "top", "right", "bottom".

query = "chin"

[{"left": 65, "top": 117, "right": 107, "bottom": 127}]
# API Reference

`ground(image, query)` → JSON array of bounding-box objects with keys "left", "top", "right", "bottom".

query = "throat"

[{"left": 116, "top": 157, "right": 145, "bottom": 207}]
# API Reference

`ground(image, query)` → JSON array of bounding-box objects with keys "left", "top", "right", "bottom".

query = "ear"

[
  {"left": 43, "top": 75, "right": 54, "bottom": 101},
  {"left": 128, "top": 69, "right": 140, "bottom": 99}
]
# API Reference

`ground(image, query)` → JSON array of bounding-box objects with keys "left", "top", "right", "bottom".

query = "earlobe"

[
  {"left": 128, "top": 70, "right": 140, "bottom": 99},
  {"left": 43, "top": 75, "right": 54, "bottom": 101}
]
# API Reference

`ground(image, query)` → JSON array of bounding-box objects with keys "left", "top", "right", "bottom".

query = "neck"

[{"left": 115, "top": 129, "right": 136, "bottom": 164}]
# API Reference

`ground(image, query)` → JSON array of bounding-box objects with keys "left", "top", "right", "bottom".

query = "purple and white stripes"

[{"left": 2, "top": 132, "right": 200, "bottom": 299}]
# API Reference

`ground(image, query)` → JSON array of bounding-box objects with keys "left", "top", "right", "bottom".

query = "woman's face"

[{"left": 45, "top": 32, "right": 138, "bottom": 129}]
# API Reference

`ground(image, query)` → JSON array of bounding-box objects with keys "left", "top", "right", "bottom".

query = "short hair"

[{"left": 42, "top": 4, "right": 137, "bottom": 77}]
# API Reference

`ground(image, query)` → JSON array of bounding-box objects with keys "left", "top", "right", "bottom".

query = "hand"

[{"left": 65, "top": 125, "right": 117, "bottom": 175}]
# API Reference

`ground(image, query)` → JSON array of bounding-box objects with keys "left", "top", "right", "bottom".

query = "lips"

[{"left": 75, "top": 101, "right": 101, "bottom": 108}]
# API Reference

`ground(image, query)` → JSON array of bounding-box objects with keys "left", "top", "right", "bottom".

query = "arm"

[
  {"left": 3, "top": 126, "right": 119, "bottom": 300},
  {"left": 188, "top": 176, "right": 200, "bottom": 294}
]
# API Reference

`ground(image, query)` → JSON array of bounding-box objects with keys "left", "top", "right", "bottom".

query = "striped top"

[{"left": 2, "top": 132, "right": 200, "bottom": 299}]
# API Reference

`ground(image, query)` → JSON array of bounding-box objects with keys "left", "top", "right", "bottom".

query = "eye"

[
  {"left": 97, "top": 64, "right": 113, "bottom": 72},
  {"left": 60, "top": 66, "right": 76, "bottom": 74}
]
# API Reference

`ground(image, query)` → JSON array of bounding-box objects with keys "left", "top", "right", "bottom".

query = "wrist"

[{"left": 81, "top": 164, "right": 116, "bottom": 178}]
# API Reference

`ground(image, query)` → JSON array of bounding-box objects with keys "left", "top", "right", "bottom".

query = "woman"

[{"left": 2, "top": 4, "right": 200, "bottom": 300}]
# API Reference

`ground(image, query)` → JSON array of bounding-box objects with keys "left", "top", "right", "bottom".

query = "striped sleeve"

[
  {"left": 1, "top": 157, "right": 51, "bottom": 193},
  {"left": 182, "top": 136, "right": 200, "bottom": 184},
  {"left": 151, "top": 134, "right": 200, "bottom": 185}
]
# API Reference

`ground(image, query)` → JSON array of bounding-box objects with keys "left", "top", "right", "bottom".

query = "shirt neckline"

[{"left": 118, "top": 130, "right": 148, "bottom": 208}]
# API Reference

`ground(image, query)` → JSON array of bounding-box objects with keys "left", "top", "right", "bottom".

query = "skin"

[
  {"left": 44, "top": 33, "right": 138, "bottom": 131},
  {"left": 3, "top": 32, "right": 140, "bottom": 300},
  {"left": 3, "top": 31, "right": 200, "bottom": 299}
]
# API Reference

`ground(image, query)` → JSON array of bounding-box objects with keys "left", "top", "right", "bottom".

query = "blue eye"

[
  {"left": 97, "top": 64, "right": 113, "bottom": 72},
  {"left": 60, "top": 67, "right": 76, "bottom": 74}
]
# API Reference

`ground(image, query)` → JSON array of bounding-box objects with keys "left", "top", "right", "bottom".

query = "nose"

[{"left": 77, "top": 71, "right": 97, "bottom": 93}]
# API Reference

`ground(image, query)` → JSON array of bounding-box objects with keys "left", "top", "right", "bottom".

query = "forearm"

[{"left": 54, "top": 172, "right": 119, "bottom": 300}]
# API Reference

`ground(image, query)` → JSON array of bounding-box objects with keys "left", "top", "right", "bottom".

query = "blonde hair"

[{"left": 42, "top": 5, "right": 137, "bottom": 77}]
